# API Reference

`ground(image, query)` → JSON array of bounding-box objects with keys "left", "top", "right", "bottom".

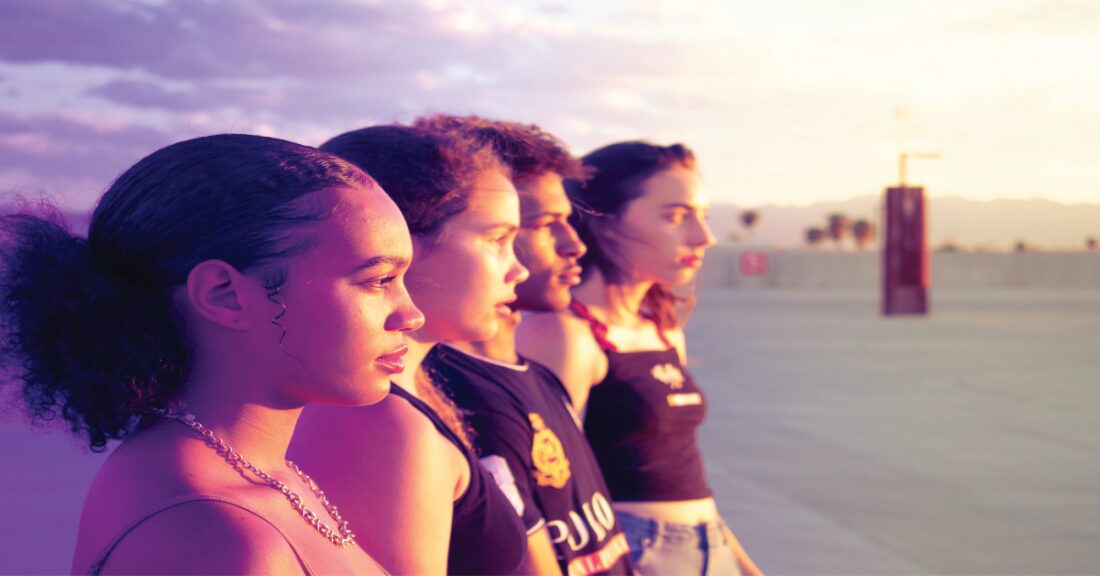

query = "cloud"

[
  {"left": 0, "top": 109, "right": 173, "bottom": 200},
  {"left": 0, "top": 0, "right": 513, "bottom": 81},
  {"left": 28, "top": 0, "right": 704, "bottom": 149},
  {"left": 0, "top": 0, "right": 742, "bottom": 204},
  {"left": 85, "top": 78, "right": 284, "bottom": 112},
  {"left": 965, "top": 0, "right": 1100, "bottom": 34}
]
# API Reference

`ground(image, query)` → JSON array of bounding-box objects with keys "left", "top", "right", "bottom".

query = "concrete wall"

[{"left": 697, "top": 246, "right": 1100, "bottom": 290}]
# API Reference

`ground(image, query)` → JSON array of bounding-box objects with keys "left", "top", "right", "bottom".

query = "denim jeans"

[{"left": 619, "top": 510, "right": 743, "bottom": 575}]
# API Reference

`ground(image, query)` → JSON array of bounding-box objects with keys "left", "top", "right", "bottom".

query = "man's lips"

[
  {"left": 559, "top": 265, "right": 583, "bottom": 285},
  {"left": 375, "top": 344, "right": 408, "bottom": 374},
  {"left": 679, "top": 255, "right": 704, "bottom": 268}
]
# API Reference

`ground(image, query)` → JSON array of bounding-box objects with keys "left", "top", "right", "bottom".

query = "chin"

[
  {"left": 465, "top": 318, "right": 499, "bottom": 342},
  {"left": 668, "top": 269, "right": 699, "bottom": 286},
  {"left": 309, "top": 378, "right": 390, "bottom": 409},
  {"left": 517, "top": 293, "right": 566, "bottom": 313},
  {"left": 547, "top": 293, "right": 572, "bottom": 312},
  {"left": 347, "top": 378, "right": 393, "bottom": 407}
]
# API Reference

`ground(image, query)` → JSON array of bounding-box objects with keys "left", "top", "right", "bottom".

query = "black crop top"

[
  {"left": 388, "top": 383, "right": 527, "bottom": 575},
  {"left": 570, "top": 301, "right": 713, "bottom": 502}
]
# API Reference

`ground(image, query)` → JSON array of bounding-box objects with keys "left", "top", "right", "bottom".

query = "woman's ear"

[{"left": 184, "top": 259, "right": 257, "bottom": 331}]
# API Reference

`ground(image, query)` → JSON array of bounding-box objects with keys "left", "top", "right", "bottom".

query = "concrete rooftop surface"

[{"left": 693, "top": 288, "right": 1100, "bottom": 575}]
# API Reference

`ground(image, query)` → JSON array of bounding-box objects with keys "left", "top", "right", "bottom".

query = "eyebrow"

[
  {"left": 523, "top": 210, "right": 568, "bottom": 221},
  {"left": 483, "top": 223, "right": 520, "bottom": 234},
  {"left": 661, "top": 203, "right": 709, "bottom": 211},
  {"left": 351, "top": 255, "right": 409, "bottom": 273}
]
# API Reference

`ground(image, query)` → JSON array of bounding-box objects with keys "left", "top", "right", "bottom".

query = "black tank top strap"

[
  {"left": 88, "top": 494, "right": 314, "bottom": 575},
  {"left": 388, "top": 379, "right": 528, "bottom": 575},
  {"left": 388, "top": 382, "right": 468, "bottom": 457},
  {"left": 568, "top": 300, "right": 618, "bottom": 353}
]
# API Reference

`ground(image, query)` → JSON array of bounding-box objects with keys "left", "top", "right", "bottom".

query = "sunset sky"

[{"left": 1, "top": 0, "right": 1097, "bottom": 210}]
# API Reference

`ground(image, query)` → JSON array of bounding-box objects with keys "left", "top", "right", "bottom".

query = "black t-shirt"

[
  {"left": 426, "top": 345, "right": 632, "bottom": 576},
  {"left": 388, "top": 383, "right": 527, "bottom": 575}
]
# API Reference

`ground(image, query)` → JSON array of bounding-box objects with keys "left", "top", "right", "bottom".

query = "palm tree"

[
  {"left": 826, "top": 213, "right": 850, "bottom": 250},
  {"left": 852, "top": 219, "right": 875, "bottom": 250},
  {"left": 805, "top": 226, "right": 826, "bottom": 247},
  {"left": 739, "top": 209, "right": 760, "bottom": 237}
]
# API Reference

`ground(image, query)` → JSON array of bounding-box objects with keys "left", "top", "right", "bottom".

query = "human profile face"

[
  {"left": 269, "top": 184, "right": 424, "bottom": 407},
  {"left": 601, "top": 167, "right": 716, "bottom": 286},
  {"left": 513, "top": 172, "right": 586, "bottom": 312},
  {"left": 404, "top": 169, "right": 529, "bottom": 343}
]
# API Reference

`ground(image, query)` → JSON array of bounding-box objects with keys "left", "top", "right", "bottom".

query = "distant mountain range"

[
  {"left": 712, "top": 196, "right": 1100, "bottom": 251},
  {"left": 5, "top": 196, "right": 1099, "bottom": 252}
]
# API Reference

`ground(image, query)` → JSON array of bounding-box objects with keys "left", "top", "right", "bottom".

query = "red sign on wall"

[{"left": 739, "top": 250, "right": 769, "bottom": 276}]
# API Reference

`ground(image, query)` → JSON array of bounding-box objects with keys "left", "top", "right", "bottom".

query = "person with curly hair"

[
  {"left": 290, "top": 120, "right": 530, "bottom": 575},
  {"left": 0, "top": 134, "right": 424, "bottom": 574},
  {"left": 418, "top": 115, "right": 634, "bottom": 575}
]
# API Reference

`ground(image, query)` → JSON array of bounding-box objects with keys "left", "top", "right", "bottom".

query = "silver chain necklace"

[{"left": 161, "top": 411, "right": 356, "bottom": 548}]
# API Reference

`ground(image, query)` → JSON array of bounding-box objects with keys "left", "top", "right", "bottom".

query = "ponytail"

[{"left": 1, "top": 206, "right": 186, "bottom": 451}]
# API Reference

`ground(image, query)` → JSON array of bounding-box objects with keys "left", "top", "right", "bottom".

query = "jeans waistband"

[{"left": 617, "top": 510, "right": 727, "bottom": 548}]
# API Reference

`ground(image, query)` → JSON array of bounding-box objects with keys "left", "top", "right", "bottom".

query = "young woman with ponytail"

[
  {"left": 518, "top": 142, "right": 763, "bottom": 575},
  {"left": 0, "top": 134, "right": 423, "bottom": 574}
]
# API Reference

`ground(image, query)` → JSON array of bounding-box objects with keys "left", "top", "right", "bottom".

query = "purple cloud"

[
  {"left": 0, "top": 0, "right": 494, "bottom": 81},
  {"left": 0, "top": 0, "right": 731, "bottom": 207},
  {"left": 0, "top": 109, "right": 173, "bottom": 198},
  {"left": 85, "top": 78, "right": 284, "bottom": 112}
]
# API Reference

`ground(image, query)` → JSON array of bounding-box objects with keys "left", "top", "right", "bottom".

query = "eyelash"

[
  {"left": 360, "top": 275, "right": 397, "bottom": 290},
  {"left": 666, "top": 212, "right": 708, "bottom": 224},
  {"left": 528, "top": 218, "right": 561, "bottom": 230}
]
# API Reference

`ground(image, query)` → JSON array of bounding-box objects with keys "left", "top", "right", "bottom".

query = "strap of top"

[
  {"left": 568, "top": 300, "right": 618, "bottom": 352},
  {"left": 388, "top": 381, "right": 469, "bottom": 456},
  {"left": 387, "top": 381, "right": 474, "bottom": 507},
  {"left": 88, "top": 494, "right": 313, "bottom": 575},
  {"left": 568, "top": 300, "right": 675, "bottom": 352}
]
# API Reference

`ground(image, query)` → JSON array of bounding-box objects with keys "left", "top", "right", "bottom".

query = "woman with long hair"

[
  {"left": 290, "top": 119, "right": 529, "bottom": 575},
  {"left": 519, "top": 142, "right": 763, "bottom": 575},
  {"left": 0, "top": 134, "right": 423, "bottom": 574}
]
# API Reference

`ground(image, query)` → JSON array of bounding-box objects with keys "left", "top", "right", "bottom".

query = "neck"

[
  {"left": 390, "top": 331, "right": 436, "bottom": 396},
  {"left": 451, "top": 316, "right": 519, "bottom": 364},
  {"left": 180, "top": 361, "right": 302, "bottom": 471},
  {"left": 577, "top": 269, "right": 654, "bottom": 323}
]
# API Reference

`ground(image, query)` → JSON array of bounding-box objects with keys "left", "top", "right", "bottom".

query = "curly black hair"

[
  {"left": 413, "top": 114, "right": 585, "bottom": 185},
  {"left": 320, "top": 123, "right": 503, "bottom": 238},
  {"left": 0, "top": 134, "right": 371, "bottom": 451}
]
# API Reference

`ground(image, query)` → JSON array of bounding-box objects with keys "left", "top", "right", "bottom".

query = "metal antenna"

[{"left": 895, "top": 108, "right": 939, "bottom": 186}]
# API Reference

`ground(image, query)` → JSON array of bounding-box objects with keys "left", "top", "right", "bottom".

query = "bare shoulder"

[
  {"left": 518, "top": 311, "right": 606, "bottom": 413},
  {"left": 665, "top": 327, "right": 688, "bottom": 362},
  {"left": 95, "top": 498, "right": 306, "bottom": 575},
  {"left": 291, "top": 393, "right": 458, "bottom": 575},
  {"left": 293, "top": 394, "right": 447, "bottom": 469},
  {"left": 73, "top": 427, "right": 209, "bottom": 567},
  {"left": 517, "top": 310, "right": 603, "bottom": 364}
]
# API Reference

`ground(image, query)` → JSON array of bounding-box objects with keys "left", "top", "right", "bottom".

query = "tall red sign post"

[{"left": 882, "top": 186, "right": 928, "bottom": 315}]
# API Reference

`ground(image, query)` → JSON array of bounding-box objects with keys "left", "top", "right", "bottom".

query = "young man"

[{"left": 421, "top": 116, "right": 632, "bottom": 575}]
